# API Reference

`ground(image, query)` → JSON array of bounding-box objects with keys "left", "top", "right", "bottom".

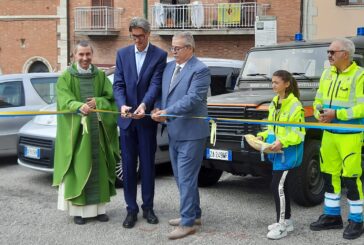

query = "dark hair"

[
  {"left": 74, "top": 40, "right": 93, "bottom": 54},
  {"left": 129, "top": 17, "right": 151, "bottom": 33},
  {"left": 272, "top": 70, "right": 300, "bottom": 99}
]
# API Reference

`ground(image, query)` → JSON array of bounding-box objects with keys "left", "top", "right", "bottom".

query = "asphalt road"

[{"left": 0, "top": 156, "right": 363, "bottom": 245}]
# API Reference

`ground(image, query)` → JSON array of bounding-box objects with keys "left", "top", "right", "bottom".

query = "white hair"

[
  {"left": 173, "top": 32, "right": 195, "bottom": 50},
  {"left": 335, "top": 38, "right": 355, "bottom": 61}
]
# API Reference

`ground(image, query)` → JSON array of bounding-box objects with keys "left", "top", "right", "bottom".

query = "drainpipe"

[
  {"left": 299, "top": 0, "right": 303, "bottom": 33},
  {"left": 143, "top": 0, "right": 148, "bottom": 19},
  {"left": 67, "top": 0, "right": 70, "bottom": 65}
]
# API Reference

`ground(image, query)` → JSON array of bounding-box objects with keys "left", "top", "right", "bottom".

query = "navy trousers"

[{"left": 120, "top": 120, "right": 157, "bottom": 213}]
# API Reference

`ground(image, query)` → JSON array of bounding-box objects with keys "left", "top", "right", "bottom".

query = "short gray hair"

[
  {"left": 74, "top": 40, "right": 93, "bottom": 54},
  {"left": 173, "top": 32, "right": 195, "bottom": 50},
  {"left": 129, "top": 17, "right": 151, "bottom": 33},
  {"left": 335, "top": 38, "right": 355, "bottom": 61}
]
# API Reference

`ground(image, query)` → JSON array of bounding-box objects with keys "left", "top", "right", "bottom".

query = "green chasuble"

[{"left": 53, "top": 64, "right": 120, "bottom": 206}]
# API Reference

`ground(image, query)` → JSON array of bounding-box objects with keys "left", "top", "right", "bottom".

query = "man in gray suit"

[{"left": 152, "top": 32, "right": 211, "bottom": 240}]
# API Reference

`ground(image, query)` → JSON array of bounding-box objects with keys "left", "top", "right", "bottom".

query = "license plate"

[
  {"left": 24, "top": 146, "right": 40, "bottom": 159},
  {"left": 206, "top": 148, "right": 232, "bottom": 161}
]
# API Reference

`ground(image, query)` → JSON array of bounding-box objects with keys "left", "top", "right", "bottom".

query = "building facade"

[
  {"left": 303, "top": 0, "right": 364, "bottom": 40},
  {"left": 0, "top": 0, "right": 66, "bottom": 74},
  {"left": 0, "top": 0, "right": 302, "bottom": 74}
]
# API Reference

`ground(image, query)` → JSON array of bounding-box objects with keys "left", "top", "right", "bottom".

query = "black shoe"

[
  {"left": 96, "top": 214, "right": 109, "bottom": 222},
  {"left": 143, "top": 209, "right": 159, "bottom": 224},
  {"left": 343, "top": 220, "right": 363, "bottom": 240},
  {"left": 74, "top": 216, "right": 86, "bottom": 225},
  {"left": 123, "top": 213, "right": 137, "bottom": 228},
  {"left": 310, "top": 214, "right": 343, "bottom": 231}
]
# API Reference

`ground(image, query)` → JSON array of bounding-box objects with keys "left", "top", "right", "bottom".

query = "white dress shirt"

[{"left": 135, "top": 43, "right": 149, "bottom": 76}]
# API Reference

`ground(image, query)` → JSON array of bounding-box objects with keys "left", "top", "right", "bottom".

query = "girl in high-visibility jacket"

[{"left": 257, "top": 70, "right": 305, "bottom": 240}]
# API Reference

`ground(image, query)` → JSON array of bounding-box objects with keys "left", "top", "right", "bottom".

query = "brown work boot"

[
  {"left": 168, "top": 218, "right": 202, "bottom": 226},
  {"left": 167, "top": 226, "right": 197, "bottom": 240}
]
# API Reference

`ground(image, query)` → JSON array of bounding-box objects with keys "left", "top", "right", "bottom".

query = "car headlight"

[{"left": 33, "top": 114, "right": 57, "bottom": 126}]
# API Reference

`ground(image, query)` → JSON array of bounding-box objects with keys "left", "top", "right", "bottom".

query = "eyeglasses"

[
  {"left": 130, "top": 34, "right": 146, "bottom": 41},
  {"left": 170, "top": 46, "right": 187, "bottom": 52},
  {"left": 327, "top": 50, "right": 346, "bottom": 55}
]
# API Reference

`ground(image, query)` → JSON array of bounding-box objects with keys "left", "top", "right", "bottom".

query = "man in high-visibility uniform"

[{"left": 310, "top": 38, "right": 364, "bottom": 240}]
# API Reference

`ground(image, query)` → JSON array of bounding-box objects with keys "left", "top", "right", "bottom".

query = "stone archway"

[{"left": 23, "top": 56, "right": 53, "bottom": 73}]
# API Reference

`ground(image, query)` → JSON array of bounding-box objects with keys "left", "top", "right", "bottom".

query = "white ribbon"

[
  {"left": 210, "top": 119, "right": 217, "bottom": 146},
  {"left": 81, "top": 116, "right": 88, "bottom": 135}
]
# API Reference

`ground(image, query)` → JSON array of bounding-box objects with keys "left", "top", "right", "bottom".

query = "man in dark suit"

[
  {"left": 152, "top": 32, "right": 211, "bottom": 239},
  {"left": 113, "top": 17, "right": 167, "bottom": 229}
]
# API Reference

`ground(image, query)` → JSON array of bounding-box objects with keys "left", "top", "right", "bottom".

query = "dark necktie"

[{"left": 169, "top": 65, "right": 181, "bottom": 93}]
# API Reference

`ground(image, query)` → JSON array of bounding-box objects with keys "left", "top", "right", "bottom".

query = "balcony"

[
  {"left": 150, "top": 2, "right": 269, "bottom": 35},
  {"left": 74, "top": 6, "right": 123, "bottom": 36}
]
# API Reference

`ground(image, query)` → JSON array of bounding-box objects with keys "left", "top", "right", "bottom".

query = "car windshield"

[
  {"left": 240, "top": 46, "right": 329, "bottom": 83},
  {"left": 30, "top": 77, "right": 58, "bottom": 104}
]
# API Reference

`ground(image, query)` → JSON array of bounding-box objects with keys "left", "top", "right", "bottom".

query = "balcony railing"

[
  {"left": 150, "top": 2, "right": 269, "bottom": 35},
  {"left": 74, "top": 6, "right": 123, "bottom": 36}
]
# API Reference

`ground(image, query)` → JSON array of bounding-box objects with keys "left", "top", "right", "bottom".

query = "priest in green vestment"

[{"left": 53, "top": 40, "right": 119, "bottom": 225}]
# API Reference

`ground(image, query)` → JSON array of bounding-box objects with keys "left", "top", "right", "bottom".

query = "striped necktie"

[{"left": 169, "top": 65, "right": 181, "bottom": 92}]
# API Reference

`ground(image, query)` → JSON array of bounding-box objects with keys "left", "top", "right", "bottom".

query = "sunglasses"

[{"left": 327, "top": 50, "right": 346, "bottom": 55}]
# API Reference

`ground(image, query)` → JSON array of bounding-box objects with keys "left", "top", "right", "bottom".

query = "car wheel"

[
  {"left": 115, "top": 159, "right": 140, "bottom": 188},
  {"left": 198, "top": 164, "right": 223, "bottom": 187},
  {"left": 115, "top": 160, "right": 124, "bottom": 188},
  {"left": 289, "top": 140, "right": 324, "bottom": 206}
]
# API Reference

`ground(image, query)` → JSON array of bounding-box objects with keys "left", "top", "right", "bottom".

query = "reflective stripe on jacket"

[
  {"left": 257, "top": 93, "right": 305, "bottom": 170},
  {"left": 313, "top": 62, "right": 364, "bottom": 133}
]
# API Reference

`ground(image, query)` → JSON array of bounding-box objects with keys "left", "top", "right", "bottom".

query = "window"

[
  {"left": 0, "top": 81, "right": 24, "bottom": 108},
  {"left": 28, "top": 61, "right": 49, "bottom": 73},
  {"left": 241, "top": 46, "right": 328, "bottom": 79},
  {"left": 160, "top": 0, "right": 190, "bottom": 3},
  {"left": 349, "top": 0, "right": 364, "bottom": 4},
  {"left": 30, "top": 77, "right": 58, "bottom": 104},
  {"left": 92, "top": 0, "right": 113, "bottom": 6},
  {"left": 336, "top": 0, "right": 364, "bottom": 5},
  {"left": 160, "top": 0, "right": 190, "bottom": 27},
  {"left": 91, "top": 0, "right": 114, "bottom": 29},
  {"left": 209, "top": 66, "right": 241, "bottom": 95},
  {"left": 354, "top": 54, "right": 364, "bottom": 66}
]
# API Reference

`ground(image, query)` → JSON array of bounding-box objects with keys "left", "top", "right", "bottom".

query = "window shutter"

[
  {"left": 103, "top": 0, "right": 113, "bottom": 7},
  {"left": 92, "top": 0, "right": 113, "bottom": 6},
  {"left": 92, "top": 0, "right": 101, "bottom": 6},
  {"left": 336, "top": 0, "right": 349, "bottom": 6}
]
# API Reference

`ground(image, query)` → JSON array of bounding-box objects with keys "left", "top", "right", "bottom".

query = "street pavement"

[{"left": 0, "top": 157, "right": 363, "bottom": 245}]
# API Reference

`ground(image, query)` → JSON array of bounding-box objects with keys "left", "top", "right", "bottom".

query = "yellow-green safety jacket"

[
  {"left": 313, "top": 62, "right": 364, "bottom": 133},
  {"left": 258, "top": 93, "right": 305, "bottom": 170}
]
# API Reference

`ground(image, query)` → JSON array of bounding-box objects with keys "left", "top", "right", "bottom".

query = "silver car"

[
  {"left": 17, "top": 58, "right": 244, "bottom": 187},
  {"left": 0, "top": 73, "right": 59, "bottom": 156}
]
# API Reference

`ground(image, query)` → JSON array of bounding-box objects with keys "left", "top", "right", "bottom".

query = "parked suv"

[
  {"left": 200, "top": 35, "right": 364, "bottom": 206},
  {"left": 0, "top": 73, "right": 58, "bottom": 156},
  {"left": 17, "top": 58, "right": 243, "bottom": 187}
]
